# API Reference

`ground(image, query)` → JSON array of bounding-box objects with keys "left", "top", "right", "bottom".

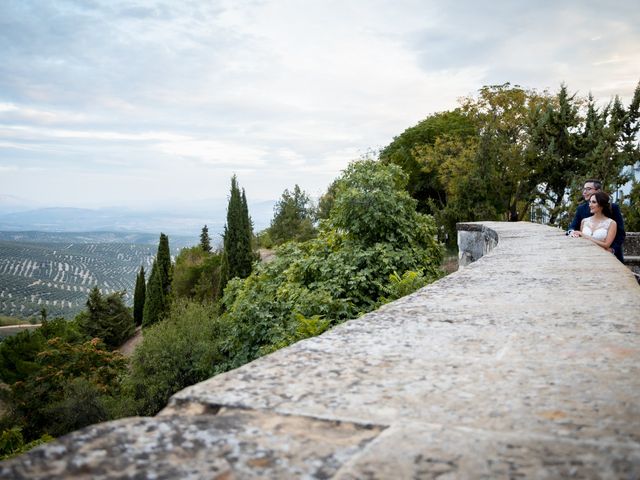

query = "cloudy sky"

[{"left": 1, "top": 0, "right": 639, "bottom": 210}]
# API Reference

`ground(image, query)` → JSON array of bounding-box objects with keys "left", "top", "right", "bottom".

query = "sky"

[{"left": 1, "top": 0, "right": 639, "bottom": 211}]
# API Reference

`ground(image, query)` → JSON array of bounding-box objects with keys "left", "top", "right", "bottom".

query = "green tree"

[
  {"left": 78, "top": 287, "right": 135, "bottom": 348},
  {"left": 221, "top": 176, "right": 254, "bottom": 288},
  {"left": 379, "top": 109, "right": 476, "bottom": 213},
  {"left": 133, "top": 266, "right": 146, "bottom": 326},
  {"left": 143, "top": 261, "right": 166, "bottom": 327},
  {"left": 221, "top": 160, "right": 443, "bottom": 367},
  {"left": 0, "top": 329, "right": 44, "bottom": 384},
  {"left": 7, "top": 337, "right": 127, "bottom": 440},
  {"left": 200, "top": 225, "right": 212, "bottom": 253},
  {"left": 268, "top": 184, "right": 316, "bottom": 245},
  {"left": 316, "top": 179, "right": 339, "bottom": 220},
  {"left": 156, "top": 233, "right": 172, "bottom": 297},
  {"left": 172, "top": 246, "right": 223, "bottom": 302},
  {"left": 622, "top": 179, "right": 640, "bottom": 231}
]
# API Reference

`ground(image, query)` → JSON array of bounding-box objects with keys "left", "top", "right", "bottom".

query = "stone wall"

[{"left": 3, "top": 222, "right": 640, "bottom": 479}]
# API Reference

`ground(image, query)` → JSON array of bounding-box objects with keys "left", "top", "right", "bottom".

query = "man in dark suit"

[{"left": 568, "top": 179, "right": 626, "bottom": 262}]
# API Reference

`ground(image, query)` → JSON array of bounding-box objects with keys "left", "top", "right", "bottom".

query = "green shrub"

[
  {"left": 0, "top": 427, "right": 53, "bottom": 461},
  {"left": 378, "top": 270, "right": 434, "bottom": 305},
  {"left": 123, "top": 300, "right": 226, "bottom": 416}
]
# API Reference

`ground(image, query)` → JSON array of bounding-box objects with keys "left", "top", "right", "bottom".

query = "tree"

[
  {"left": 172, "top": 247, "right": 223, "bottom": 302},
  {"left": 7, "top": 337, "right": 127, "bottom": 440},
  {"left": 143, "top": 261, "right": 165, "bottom": 327},
  {"left": 142, "top": 233, "right": 173, "bottom": 327},
  {"left": 221, "top": 175, "right": 254, "bottom": 288},
  {"left": 200, "top": 225, "right": 212, "bottom": 253},
  {"left": 268, "top": 184, "right": 316, "bottom": 245},
  {"left": 78, "top": 287, "right": 135, "bottom": 348},
  {"left": 133, "top": 266, "right": 146, "bottom": 326},
  {"left": 379, "top": 109, "right": 476, "bottom": 213},
  {"left": 156, "top": 233, "right": 172, "bottom": 297},
  {"left": 221, "top": 160, "right": 443, "bottom": 366}
]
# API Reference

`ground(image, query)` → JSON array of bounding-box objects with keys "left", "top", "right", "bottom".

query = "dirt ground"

[{"left": 119, "top": 326, "right": 143, "bottom": 357}]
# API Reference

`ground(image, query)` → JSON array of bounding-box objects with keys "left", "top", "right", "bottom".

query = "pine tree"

[
  {"left": 268, "top": 184, "right": 316, "bottom": 245},
  {"left": 200, "top": 225, "right": 212, "bottom": 253},
  {"left": 79, "top": 287, "right": 135, "bottom": 348},
  {"left": 221, "top": 175, "right": 254, "bottom": 289},
  {"left": 133, "top": 266, "right": 146, "bottom": 326},
  {"left": 143, "top": 261, "right": 165, "bottom": 327}
]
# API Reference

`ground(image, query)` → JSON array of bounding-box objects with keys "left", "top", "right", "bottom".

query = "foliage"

[
  {"left": 260, "top": 313, "right": 331, "bottom": 355},
  {"left": 156, "top": 233, "right": 173, "bottom": 297},
  {"left": 5, "top": 337, "right": 127, "bottom": 440},
  {"left": 382, "top": 81, "right": 640, "bottom": 241},
  {"left": 221, "top": 176, "right": 255, "bottom": 289},
  {"left": 220, "top": 160, "right": 443, "bottom": 368},
  {"left": 316, "top": 179, "right": 339, "bottom": 220},
  {"left": 0, "top": 427, "right": 53, "bottom": 461},
  {"left": 0, "top": 318, "right": 84, "bottom": 384},
  {"left": 200, "top": 225, "right": 212, "bottom": 253},
  {"left": 0, "top": 329, "right": 44, "bottom": 384},
  {"left": 267, "top": 184, "right": 317, "bottom": 245},
  {"left": 622, "top": 179, "right": 640, "bottom": 231},
  {"left": 143, "top": 261, "right": 165, "bottom": 327},
  {"left": 123, "top": 300, "right": 226, "bottom": 416},
  {"left": 78, "top": 287, "right": 135, "bottom": 348},
  {"left": 378, "top": 270, "right": 435, "bottom": 305},
  {"left": 171, "top": 247, "right": 223, "bottom": 302},
  {"left": 133, "top": 266, "right": 145, "bottom": 326},
  {"left": 0, "top": 316, "right": 30, "bottom": 327},
  {"left": 380, "top": 109, "right": 476, "bottom": 213}
]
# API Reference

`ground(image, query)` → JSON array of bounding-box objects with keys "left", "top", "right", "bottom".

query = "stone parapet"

[{"left": 3, "top": 222, "right": 640, "bottom": 478}]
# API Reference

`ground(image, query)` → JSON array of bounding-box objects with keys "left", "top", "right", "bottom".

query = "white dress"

[{"left": 582, "top": 217, "right": 613, "bottom": 241}]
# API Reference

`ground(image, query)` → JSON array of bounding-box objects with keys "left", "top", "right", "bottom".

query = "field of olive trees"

[{"left": 0, "top": 240, "right": 157, "bottom": 319}]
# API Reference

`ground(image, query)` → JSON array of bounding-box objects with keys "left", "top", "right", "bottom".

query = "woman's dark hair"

[{"left": 590, "top": 191, "right": 612, "bottom": 218}]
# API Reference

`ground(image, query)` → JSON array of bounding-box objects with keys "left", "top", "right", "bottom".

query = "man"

[{"left": 568, "top": 179, "right": 626, "bottom": 262}]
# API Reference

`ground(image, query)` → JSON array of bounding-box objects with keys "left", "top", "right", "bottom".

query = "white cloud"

[{"left": 0, "top": 0, "right": 638, "bottom": 210}]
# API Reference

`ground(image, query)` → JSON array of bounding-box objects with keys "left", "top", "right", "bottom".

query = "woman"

[{"left": 573, "top": 191, "right": 618, "bottom": 252}]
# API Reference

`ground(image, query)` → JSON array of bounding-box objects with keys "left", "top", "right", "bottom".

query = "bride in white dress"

[{"left": 573, "top": 191, "right": 618, "bottom": 252}]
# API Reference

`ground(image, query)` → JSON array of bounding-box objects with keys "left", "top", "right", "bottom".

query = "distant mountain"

[
  {"left": 0, "top": 200, "right": 275, "bottom": 238},
  {"left": 0, "top": 231, "right": 195, "bottom": 249},
  {"left": 0, "top": 194, "right": 40, "bottom": 215}
]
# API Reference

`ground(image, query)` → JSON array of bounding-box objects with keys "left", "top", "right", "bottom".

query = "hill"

[{"left": 0, "top": 234, "right": 189, "bottom": 320}]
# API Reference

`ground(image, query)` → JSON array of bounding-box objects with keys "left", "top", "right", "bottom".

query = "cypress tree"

[
  {"left": 156, "top": 233, "right": 172, "bottom": 296},
  {"left": 221, "top": 176, "right": 254, "bottom": 289},
  {"left": 143, "top": 261, "right": 165, "bottom": 327},
  {"left": 133, "top": 266, "right": 146, "bottom": 326},
  {"left": 200, "top": 225, "right": 212, "bottom": 253}
]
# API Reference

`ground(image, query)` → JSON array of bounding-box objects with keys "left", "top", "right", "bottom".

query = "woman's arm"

[
  {"left": 572, "top": 219, "right": 586, "bottom": 237},
  {"left": 585, "top": 220, "right": 617, "bottom": 249}
]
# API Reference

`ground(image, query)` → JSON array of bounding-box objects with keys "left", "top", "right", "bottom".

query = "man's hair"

[{"left": 585, "top": 179, "right": 602, "bottom": 190}]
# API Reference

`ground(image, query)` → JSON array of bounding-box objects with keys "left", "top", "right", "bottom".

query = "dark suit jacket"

[{"left": 569, "top": 202, "right": 625, "bottom": 262}]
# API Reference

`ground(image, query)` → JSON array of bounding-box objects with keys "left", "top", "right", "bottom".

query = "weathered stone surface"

[
  {"left": 3, "top": 222, "right": 639, "bottom": 478},
  {"left": 0, "top": 411, "right": 383, "bottom": 479}
]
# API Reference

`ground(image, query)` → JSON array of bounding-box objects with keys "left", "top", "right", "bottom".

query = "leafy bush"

[
  {"left": 378, "top": 270, "right": 435, "bottom": 305},
  {"left": 0, "top": 427, "right": 53, "bottom": 461},
  {"left": 7, "top": 337, "right": 127, "bottom": 440},
  {"left": 172, "top": 247, "right": 223, "bottom": 302},
  {"left": 123, "top": 300, "right": 226, "bottom": 416}
]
